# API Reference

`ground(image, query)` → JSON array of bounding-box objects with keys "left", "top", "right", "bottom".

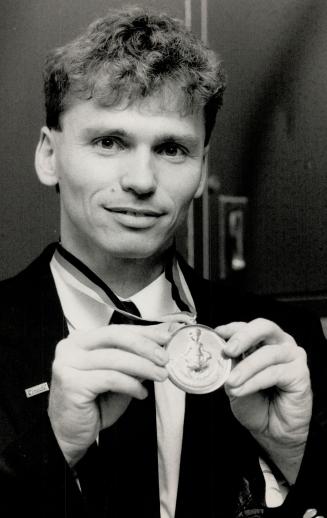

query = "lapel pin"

[{"left": 25, "top": 382, "right": 49, "bottom": 398}]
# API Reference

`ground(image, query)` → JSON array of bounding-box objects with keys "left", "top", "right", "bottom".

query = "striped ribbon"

[{"left": 54, "top": 243, "right": 196, "bottom": 324}]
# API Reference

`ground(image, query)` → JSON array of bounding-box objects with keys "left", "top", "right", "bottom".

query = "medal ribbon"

[{"left": 54, "top": 243, "right": 197, "bottom": 324}]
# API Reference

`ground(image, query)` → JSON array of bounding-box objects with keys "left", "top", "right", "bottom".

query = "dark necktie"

[
  {"left": 76, "top": 298, "right": 159, "bottom": 517},
  {"left": 110, "top": 300, "right": 142, "bottom": 325},
  {"left": 101, "top": 301, "right": 159, "bottom": 517}
]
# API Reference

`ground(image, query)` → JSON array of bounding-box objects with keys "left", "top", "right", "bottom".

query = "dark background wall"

[
  {"left": 206, "top": 0, "right": 327, "bottom": 302},
  {"left": 1, "top": 0, "right": 327, "bottom": 307}
]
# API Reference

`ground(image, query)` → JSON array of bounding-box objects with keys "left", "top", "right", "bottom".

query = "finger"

[
  {"left": 67, "top": 349, "right": 168, "bottom": 382},
  {"left": 221, "top": 318, "right": 295, "bottom": 357},
  {"left": 215, "top": 322, "right": 247, "bottom": 339},
  {"left": 69, "top": 325, "right": 172, "bottom": 349},
  {"left": 226, "top": 357, "right": 310, "bottom": 397},
  {"left": 160, "top": 312, "right": 196, "bottom": 326},
  {"left": 57, "top": 325, "right": 170, "bottom": 364},
  {"left": 226, "top": 343, "right": 302, "bottom": 388},
  {"left": 78, "top": 370, "right": 149, "bottom": 400}
]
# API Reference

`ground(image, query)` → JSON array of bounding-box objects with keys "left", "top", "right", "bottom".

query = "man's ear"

[
  {"left": 194, "top": 145, "right": 209, "bottom": 199},
  {"left": 34, "top": 126, "right": 59, "bottom": 186}
]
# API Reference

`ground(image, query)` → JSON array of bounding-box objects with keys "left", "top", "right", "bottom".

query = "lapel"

[
  {"left": 23, "top": 246, "right": 67, "bottom": 381},
  {"left": 0, "top": 244, "right": 67, "bottom": 431}
]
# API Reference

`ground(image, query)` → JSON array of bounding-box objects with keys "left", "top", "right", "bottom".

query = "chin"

[
  {"left": 93, "top": 229, "right": 173, "bottom": 259},
  {"left": 108, "top": 241, "right": 169, "bottom": 261},
  {"left": 114, "top": 248, "right": 159, "bottom": 260}
]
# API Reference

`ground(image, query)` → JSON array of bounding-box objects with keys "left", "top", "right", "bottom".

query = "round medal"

[{"left": 165, "top": 324, "right": 231, "bottom": 394}]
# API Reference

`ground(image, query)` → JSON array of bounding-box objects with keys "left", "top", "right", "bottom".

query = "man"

[{"left": 0, "top": 7, "right": 326, "bottom": 518}]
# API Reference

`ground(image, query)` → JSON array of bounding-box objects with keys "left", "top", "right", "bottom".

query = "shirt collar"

[{"left": 50, "top": 253, "right": 181, "bottom": 331}]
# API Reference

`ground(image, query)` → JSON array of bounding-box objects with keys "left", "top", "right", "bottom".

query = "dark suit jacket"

[{"left": 0, "top": 244, "right": 327, "bottom": 518}]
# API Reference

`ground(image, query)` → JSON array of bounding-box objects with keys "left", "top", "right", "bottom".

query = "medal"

[{"left": 165, "top": 324, "right": 231, "bottom": 394}]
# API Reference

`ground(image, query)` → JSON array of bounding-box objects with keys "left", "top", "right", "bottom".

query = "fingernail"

[
  {"left": 168, "top": 322, "right": 184, "bottom": 333},
  {"left": 225, "top": 338, "right": 241, "bottom": 355},
  {"left": 228, "top": 368, "right": 241, "bottom": 386},
  {"left": 158, "top": 332, "right": 173, "bottom": 345},
  {"left": 140, "top": 387, "right": 148, "bottom": 399},
  {"left": 155, "top": 368, "right": 168, "bottom": 381},
  {"left": 154, "top": 347, "right": 169, "bottom": 364}
]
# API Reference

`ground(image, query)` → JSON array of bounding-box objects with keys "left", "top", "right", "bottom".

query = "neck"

[
  {"left": 59, "top": 241, "right": 167, "bottom": 299},
  {"left": 99, "top": 256, "right": 165, "bottom": 298}
]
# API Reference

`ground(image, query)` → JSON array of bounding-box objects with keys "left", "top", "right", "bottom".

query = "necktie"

[
  {"left": 76, "top": 298, "right": 158, "bottom": 514},
  {"left": 100, "top": 300, "right": 159, "bottom": 517},
  {"left": 109, "top": 300, "right": 142, "bottom": 325}
]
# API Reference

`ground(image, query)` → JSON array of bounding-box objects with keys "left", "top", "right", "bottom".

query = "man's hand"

[
  {"left": 217, "top": 318, "right": 313, "bottom": 484},
  {"left": 48, "top": 324, "right": 170, "bottom": 467}
]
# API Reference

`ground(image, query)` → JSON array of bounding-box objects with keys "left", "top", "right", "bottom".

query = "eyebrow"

[
  {"left": 153, "top": 133, "right": 200, "bottom": 149},
  {"left": 81, "top": 127, "right": 129, "bottom": 139}
]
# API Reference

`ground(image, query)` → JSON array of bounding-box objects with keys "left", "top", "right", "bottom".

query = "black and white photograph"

[{"left": 1, "top": 1, "right": 327, "bottom": 517}]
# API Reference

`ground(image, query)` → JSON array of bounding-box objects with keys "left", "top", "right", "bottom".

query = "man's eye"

[
  {"left": 93, "top": 137, "right": 124, "bottom": 151},
  {"left": 99, "top": 137, "right": 115, "bottom": 149},
  {"left": 159, "top": 143, "right": 187, "bottom": 160}
]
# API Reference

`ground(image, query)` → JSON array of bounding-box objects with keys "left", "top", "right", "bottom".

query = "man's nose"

[{"left": 120, "top": 149, "right": 157, "bottom": 196}]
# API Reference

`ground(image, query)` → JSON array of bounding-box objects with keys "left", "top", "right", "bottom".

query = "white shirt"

[{"left": 50, "top": 253, "right": 287, "bottom": 515}]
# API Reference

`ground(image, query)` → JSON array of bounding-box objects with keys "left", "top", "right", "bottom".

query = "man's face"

[{"left": 41, "top": 96, "right": 207, "bottom": 269}]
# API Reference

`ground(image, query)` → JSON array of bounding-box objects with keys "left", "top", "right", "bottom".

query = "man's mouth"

[
  {"left": 105, "top": 207, "right": 163, "bottom": 218},
  {"left": 103, "top": 206, "right": 165, "bottom": 228}
]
